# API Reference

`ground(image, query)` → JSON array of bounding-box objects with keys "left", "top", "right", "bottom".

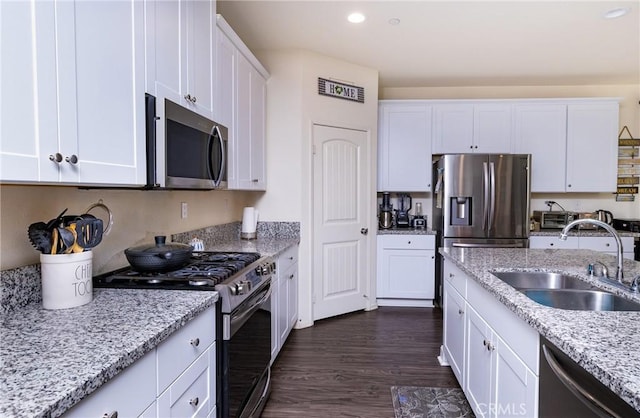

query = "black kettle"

[{"left": 595, "top": 209, "right": 614, "bottom": 225}]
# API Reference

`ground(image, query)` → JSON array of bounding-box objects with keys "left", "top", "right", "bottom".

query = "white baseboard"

[
  {"left": 376, "top": 298, "right": 434, "bottom": 308},
  {"left": 437, "top": 345, "right": 450, "bottom": 366}
]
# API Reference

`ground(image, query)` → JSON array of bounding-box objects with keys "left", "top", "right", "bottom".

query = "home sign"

[{"left": 318, "top": 77, "right": 365, "bottom": 103}]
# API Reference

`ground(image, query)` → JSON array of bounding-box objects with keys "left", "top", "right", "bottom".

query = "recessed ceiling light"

[
  {"left": 604, "top": 7, "right": 630, "bottom": 19},
  {"left": 388, "top": 18, "right": 401, "bottom": 26},
  {"left": 347, "top": 12, "right": 365, "bottom": 24}
]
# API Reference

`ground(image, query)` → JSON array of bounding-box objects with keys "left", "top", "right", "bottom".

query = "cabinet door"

[
  {"left": 62, "top": 0, "right": 146, "bottom": 185},
  {"left": 474, "top": 104, "right": 512, "bottom": 153},
  {"left": 277, "top": 269, "right": 290, "bottom": 346},
  {"left": 513, "top": 104, "right": 567, "bottom": 192},
  {"left": 0, "top": 1, "right": 57, "bottom": 182},
  {"left": 433, "top": 104, "right": 474, "bottom": 154},
  {"left": 187, "top": 0, "right": 215, "bottom": 119},
  {"left": 270, "top": 275, "right": 280, "bottom": 364},
  {"left": 286, "top": 265, "right": 299, "bottom": 330},
  {"left": 378, "top": 248, "right": 434, "bottom": 299},
  {"left": 377, "top": 103, "right": 433, "bottom": 191},
  {"left": 465, "top": 306, "right": 495, "bottom": 418},
  {"left": 443, "top": 280, "right": 466, "bottom": 387},
  {"left": 249, "top": 70, "right": 267, "bottom": 190},
  {"left": 214, "top": 27, "right": 235, "bottom": 131},
  {"left": 566, "top": 103, "right": 619, "bottom": 192},
  {"left": 494, "top": 336, "right": 538, "bottom": 418}
]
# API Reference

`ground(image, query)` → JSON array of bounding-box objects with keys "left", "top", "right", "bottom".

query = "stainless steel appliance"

[
  {"left": 94, "top": 251, "right": 275, "bottom": 418},
  {"left": 395, "top": 193, "right": 412, "bottom": 228},
  {"left": 540, "top": 336, "right": 640, "bottom": 417},
  {"left": 379, "top": 192, "right": 393, "bottom": 229},
  {"left": 595, "top": 209, "right": 614, "bottom": 225},
  {"left": 613, "top": 218, "right": 640, "bottom": 261},
  {"left": 533, "top": 210, "right": 578, "bottom": 229},
  {"left": 411, "top": 202, "right": 426, "bottom": 229},
  {"left": 145, "top": 94, "right": 228, "bottom": 190},
  {"left": 432, "top": 154, "right": 531, "bottom": 304}
]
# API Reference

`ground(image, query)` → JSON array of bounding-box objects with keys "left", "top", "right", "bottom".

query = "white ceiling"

[{"left": 217, "top": 0, "right": 640, "bottom": 88}]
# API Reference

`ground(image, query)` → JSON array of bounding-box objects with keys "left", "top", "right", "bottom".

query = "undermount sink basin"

[
  {"left": 492, "top": 271, "right": 595, "bottom": 290},
  {"left": 522, "top": 289, "right": 640, "bottom": 312}
]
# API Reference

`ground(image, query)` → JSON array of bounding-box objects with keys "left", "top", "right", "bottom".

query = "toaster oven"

[{"left": 533, "top": 211, "right": 577, "bottom": 229}]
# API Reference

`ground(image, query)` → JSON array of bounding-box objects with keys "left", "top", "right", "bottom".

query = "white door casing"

[{"left": 312, "top": 124, "right": 370, "bottom": 321}]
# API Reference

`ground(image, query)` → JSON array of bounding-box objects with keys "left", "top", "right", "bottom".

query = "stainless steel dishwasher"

[{"left": 539, "top": 336, "right": 640, "bottom": 417}]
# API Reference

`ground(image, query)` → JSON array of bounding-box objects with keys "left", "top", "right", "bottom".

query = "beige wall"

[
  {"left": 381, "top": 84, "right": 640, "bottom": 218},
  {"left": 256, "top": 49, "right": 379, "bottom": 328},
  {"left": 0, "top": 185, "right": 259, "bottom": 272}
]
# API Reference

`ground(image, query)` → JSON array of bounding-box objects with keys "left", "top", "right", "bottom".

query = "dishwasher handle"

[{"left": 542, "top": 344, "right": 620, "bottom": 418}]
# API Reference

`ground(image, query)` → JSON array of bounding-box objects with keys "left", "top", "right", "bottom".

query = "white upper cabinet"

[
  {"left": 146, "top": 0, "right": 216, "bottom": 120},
  {"left": 1, "top": 0, "right": 146, "bottom": 186},
  {"left": 513, "top": 104, "right": 567, "bottom": 192},
  {"left": 432, "top": 103, "right": 512, "bottom": 154},
  {"left": 377, "top": 102, "right": 433, "bottom": 192},
  {"left": 566, "top": 102, "right": 619, "bottom": 192},
  {"left": 216, "top": 15, "right": 269, "bottom": 191}
]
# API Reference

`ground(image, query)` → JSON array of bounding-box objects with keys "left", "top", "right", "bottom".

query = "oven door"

[{"left": 222, "top": 280, "right": 272, "bottom": 418}]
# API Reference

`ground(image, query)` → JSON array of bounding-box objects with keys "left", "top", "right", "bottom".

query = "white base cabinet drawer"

[
  {"left": 157, "top": 306, "right": 216, "bottom": 392},
  {"left": 379, "top": 234, "right": 435, "bottom": 250},
  {"left": 158, "top": 344, "right": 215, "bottom": 418},
  {"left": 64, "top": 350, "right": 156, "bottom": 418}
]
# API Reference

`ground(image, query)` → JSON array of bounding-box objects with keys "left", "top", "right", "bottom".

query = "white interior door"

[{"left": 312, "top": 124, "right": 370, "bottom": 321}]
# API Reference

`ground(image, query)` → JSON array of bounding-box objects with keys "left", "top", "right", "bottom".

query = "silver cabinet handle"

[
  {"left": 102, "top": 412, "right": 118, "bottom": 418},
  {"left": 289, "top": 274, "right": 294, "bottom": 280},
  {"left": 189, "top": 397, "right": 199, "bottom": 407},
  {"left": 190, "top": 338, "right": 200, "bottom": 347},
  {"left": 408, "top": 240, "right": 411, "bottom": 244},
  {"left": 49, "top": 153, "right": 63, "bottom": 163},
  {"left": 65, "top": 154, "right": 78, "bottom": 164},
  {"left": 252, "top": 179, "right": 259, "bottom": 182},
  {"left": 184, "top": 94, "right": 192, "bottom": 102},
  {"left": 191, "top": 96, "right": 197, "bottom": 103},
  {"left": 458, "top": 309, "right": 464, "bottom": 315},
  {"left": 360, "top": 228, "right": 368, "bottom": 235}
]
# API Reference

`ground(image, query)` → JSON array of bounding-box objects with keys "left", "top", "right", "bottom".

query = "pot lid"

[{"left": 125, "top": 236, "right": 192, "bottom": 256}]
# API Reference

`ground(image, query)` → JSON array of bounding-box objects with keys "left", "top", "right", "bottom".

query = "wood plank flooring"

[{"left": 262, "top": 307, "right": 459, "bottom": 418}]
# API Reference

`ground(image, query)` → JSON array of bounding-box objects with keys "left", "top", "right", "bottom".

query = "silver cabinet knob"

[
  {"left": 190, "top": 338, "right": 200, "bottom": 347},
  {"left": 458, "top": 309, "right": 464, "bottom": 315},
  {"left": 289, "top": 274, "right": 294, "bottom": 280},
  {"left": 65, "top": 154, "right": 78, "bottom": 164},
  {"left": 360, "top": 228, "right": 368, "bottom": 235},
  {"left": 102, "top": 412, "right": 118, "bottom": 418},
  {"left": 49, "top": 153, "right": 63, "bottom": 163},
  {"left": 189, "top": 397, "right": 199, "bottom": 407},
  {"left": 184, "top": 94, "right": 192, "bottom": 102}
]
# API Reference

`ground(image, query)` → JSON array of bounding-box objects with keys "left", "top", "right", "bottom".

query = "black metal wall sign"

[{"left": 318, "top": 78, "right": 364, "bottom": 103}]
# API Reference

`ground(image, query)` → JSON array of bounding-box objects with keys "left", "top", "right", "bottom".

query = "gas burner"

[
  {"left": 146, "top": 278, "right": 163, "bottom": 284},
  {"left": 189, "top": 278, "right": 216, "bottom": 287}
]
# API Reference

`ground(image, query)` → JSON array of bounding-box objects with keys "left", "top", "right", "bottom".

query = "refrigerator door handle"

[
  {"left": 489, "top": 162, "right": 496, "bottom": 233},
  {"left": 483, "top": 162, "right": 490, "bottom": 233},
  {"left": 452, "top": 242, "right": 524, "bottom": 248}
]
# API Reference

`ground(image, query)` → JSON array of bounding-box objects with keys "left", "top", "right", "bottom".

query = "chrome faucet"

[{"left": 560, "top": 219, "right": 624, "bottom": 283}]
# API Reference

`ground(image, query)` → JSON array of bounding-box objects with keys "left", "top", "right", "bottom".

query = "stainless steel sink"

[
  {"left": 492, "top": 271, "right": 595, "bottom": 290},
  {"left": 522, "top": 289, "right": 640, "bottom": 311}
]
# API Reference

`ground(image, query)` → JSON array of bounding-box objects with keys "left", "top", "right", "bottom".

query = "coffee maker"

[
  {"left": 395, "top": 193, "right": 412, "bottom": 228},
  {"left": 379, "top": 192, "right": 393, "bottom": 229}
]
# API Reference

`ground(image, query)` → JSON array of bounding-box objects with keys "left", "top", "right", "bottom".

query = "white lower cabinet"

[
  {"left": 271, "top": 244, "right": 299, "bottom": 364},
  {"left": 442, "top": 259, "right": 539, "bottom": 418},
  {"left": 63, "top": 306, "right": 217, "bottom": 418},
  {"left": 376, "top": 234, "right": 436, "bottom": 307}
]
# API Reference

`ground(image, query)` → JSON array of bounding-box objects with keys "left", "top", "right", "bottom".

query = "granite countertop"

[
  {"left": 0, "top": 221, "right": 300, "bottom": 418},
  {"left": 440, "top": 247, "right": 640, "bottom": 412},
  {"left": 0, "top": 289, "right": 218, "bottom": 418},
  {"left": 377, "top": 227, "right": 437, "bottom": 235},
  {"left": 531, "top": 229, "right": 640, "bottom": 238}
]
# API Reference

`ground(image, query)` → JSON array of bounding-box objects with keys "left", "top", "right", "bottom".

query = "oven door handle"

[{"left": 230, "top": 286, "right": 272, "bottom": 335}]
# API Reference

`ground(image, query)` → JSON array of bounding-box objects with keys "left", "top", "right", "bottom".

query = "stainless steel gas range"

[{"left": 94, "top": 251, "right": 275, "bottom": 418}]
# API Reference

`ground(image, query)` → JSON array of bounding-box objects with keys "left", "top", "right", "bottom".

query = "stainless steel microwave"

[{"left": 145, "top": 94, "right": 227, "bottom": 190}]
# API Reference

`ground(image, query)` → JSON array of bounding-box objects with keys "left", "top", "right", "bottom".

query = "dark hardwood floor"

[{"left": 262, "top": 306, "right": 459, "bottom": 418}]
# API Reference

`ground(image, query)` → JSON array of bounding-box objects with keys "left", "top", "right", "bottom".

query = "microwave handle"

[{"left": 211, "top": 125, "right": 224, "bottom": 187}]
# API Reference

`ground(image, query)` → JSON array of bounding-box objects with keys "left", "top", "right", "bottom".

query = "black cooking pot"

[{"left": 125, "top": 236, "right": 193, "bottom": 273}]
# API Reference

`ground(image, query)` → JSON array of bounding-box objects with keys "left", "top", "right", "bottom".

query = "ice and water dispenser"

[{"left": 450, "top": 196, "right": 472, "bottom": 226}]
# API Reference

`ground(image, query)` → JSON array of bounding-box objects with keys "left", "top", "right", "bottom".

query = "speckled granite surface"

[
  {"left": 531, "top": 229, "right": 640, "bottom": 237},
  {"left": 0, "top": 288, "right": 218, "bottom": 418},
  {"left": 378, "top": 227, "right": 437, "bottom": 235},
  {"left": 440, "top": 247, "right": 640, "bottom": 412},
  {"left": 0, "top": 264, "right": 41, "bottom": 314}
]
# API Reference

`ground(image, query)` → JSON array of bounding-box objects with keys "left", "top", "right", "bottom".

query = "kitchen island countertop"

[{"left": 440, "top": 246, "right": 640, "bottom": 412}]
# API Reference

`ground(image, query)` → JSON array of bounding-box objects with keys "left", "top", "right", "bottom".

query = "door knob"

[{"left": 360, "top": 228, "right": 368, "bottom": 235}]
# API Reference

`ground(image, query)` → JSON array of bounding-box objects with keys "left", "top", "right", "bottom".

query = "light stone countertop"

[
  {"left": 0, "top": 223, "right": 300, "bottom": 418},
  {"left": 377, "top": 227, "right": 437, "bottom": 235},
  {"left": 439, "top": 246, "right": 640, "bottom": 412},
  {"left": 0, "top": 288, "right": 218, "bottom": 418},
  {"left": 531, "top": 229, "right": 640, "bottom": 238}
]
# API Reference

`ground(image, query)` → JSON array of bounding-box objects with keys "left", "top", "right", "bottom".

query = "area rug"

[{"left": 391, "top": 386, "right": 474, "bottom": 418}]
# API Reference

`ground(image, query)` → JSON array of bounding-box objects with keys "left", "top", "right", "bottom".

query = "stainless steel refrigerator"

[{"left": 432, "top": 154, "right": 531, "bottom": 302}]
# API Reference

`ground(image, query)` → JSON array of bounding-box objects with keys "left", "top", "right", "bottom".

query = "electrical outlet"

[{"left": 181, "top": 202, "right": 188, "bottom": 219}]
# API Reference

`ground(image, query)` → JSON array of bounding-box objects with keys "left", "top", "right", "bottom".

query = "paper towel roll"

[{"left": 241, "top": 207, "right": 258, "bottom": 239}]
